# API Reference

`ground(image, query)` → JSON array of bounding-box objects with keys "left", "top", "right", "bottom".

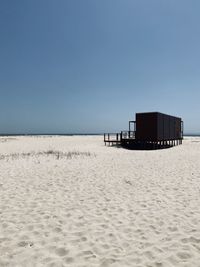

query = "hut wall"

[
  {"left": 175, "top": 117, "right": 181, "bottom": 139},
  {"left": 136, "top": 112, "right": 157, "bottom": 141},
  {"left": 157, "top": 113, "right": 164, "bottom": 140},
  {"left": 136, "top": 112, "right": 182, "bottom": 141}
]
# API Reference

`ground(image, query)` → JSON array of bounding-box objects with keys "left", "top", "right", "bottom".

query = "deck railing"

[
  {"left": 104, "top": 133, "right": 121, "bottom": 142},
  {"left": 121, "top": 131, "right": 135, "bottom": 140},
  {"left": 104, "top": 131, "right": 136, "bottom": 143}
]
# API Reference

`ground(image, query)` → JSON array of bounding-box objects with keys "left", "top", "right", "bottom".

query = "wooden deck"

[
  {"left": 104, "top": 131, "right": 135, "bottom": 146},
  {"left": 104, "top": 131, "right": 182, "bottom": 149},
  {"left": 104, "top": 133, "right": 121, "bottom": 146}
]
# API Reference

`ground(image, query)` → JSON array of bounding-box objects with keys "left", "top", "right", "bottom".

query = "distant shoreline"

[
  {"left": 0, "top": 134, "right": 199, "bottom": 137},
  {"left": 0, "top": 133, "right": 104, "bottom": 137}
]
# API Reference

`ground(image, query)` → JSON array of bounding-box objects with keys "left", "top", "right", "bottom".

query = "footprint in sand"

[
  {"left": 17, "top": 241, "right": 30, "bottom": 247},
  {"left": 177, "top": 251, "right": 192, "bottom": 260},
  {"left": 81, "top": 236, "right": 87, "bottom": 242},
  {"left": 82, "top": 250, "right": 96, "bottom": 259},
  {"left": 181, "top": 236, "right": 200, "bottom": 244},
  {"left": 154, "top": 262, "right": 164, "bottom": 267},
  {"left": 55, "top": 247, "right": 69, "bottom": 257},
  {"left": 100, "top": 258, "right": 116, "bottom": 267},
  {"left": 53, "top": 227, "right": 62, "bottom": 233},
  {"left": 42, "top": 257, "right": 55, "bottom": 264},
  {"left": 168, "top": 226, "right": 178, "bottom": 232},
  {"left": 64, "top": 257, "right": 74, "bottom": 264},
  {"left": 144, "top": 250, "right": 155, "bottom": 260},
  {"left": 26, "top": 224, "right": 34, "bottom": 231}
]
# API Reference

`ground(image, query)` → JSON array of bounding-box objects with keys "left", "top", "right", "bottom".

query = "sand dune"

[{"left": 1, "top": 136, "right": 200, "bottom": 267}]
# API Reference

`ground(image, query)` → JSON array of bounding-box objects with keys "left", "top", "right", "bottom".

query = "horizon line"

[{"left": 0, "top": 133, "right": 200, "bottom": 137}]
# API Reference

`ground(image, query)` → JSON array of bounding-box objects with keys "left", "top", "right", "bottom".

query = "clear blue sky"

[{"left": 1, "top": 0, "right": 200, "bottom": 134}]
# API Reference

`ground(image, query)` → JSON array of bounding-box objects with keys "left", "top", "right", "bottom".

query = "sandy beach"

[{"left": 1, "top": 135, "right": 200, "bottom": 267}]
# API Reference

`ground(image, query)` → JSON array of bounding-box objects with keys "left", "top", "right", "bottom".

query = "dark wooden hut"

[{"left": 104, "top": 112, "right": 183, "bottom": 149}]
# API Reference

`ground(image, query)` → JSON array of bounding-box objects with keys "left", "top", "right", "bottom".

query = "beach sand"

[{"left": 0, "top": 135, "right": 200, "bottom": 267}]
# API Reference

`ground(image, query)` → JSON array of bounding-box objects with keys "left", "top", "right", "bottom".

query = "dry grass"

[
  {"left": 0, "top": 150, "right": 95, "bottom": 160},
  {"left": 0, "top": 138, "right": 17, "bottom": 143}
]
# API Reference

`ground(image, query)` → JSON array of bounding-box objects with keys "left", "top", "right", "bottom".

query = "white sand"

[{"left": 1, "top": 135, "right": 200, "bottom": 267}]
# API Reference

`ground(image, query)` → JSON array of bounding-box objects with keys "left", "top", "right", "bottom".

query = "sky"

[{"left": 1, "top": 0, "right": 200, "bottom": 134}]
